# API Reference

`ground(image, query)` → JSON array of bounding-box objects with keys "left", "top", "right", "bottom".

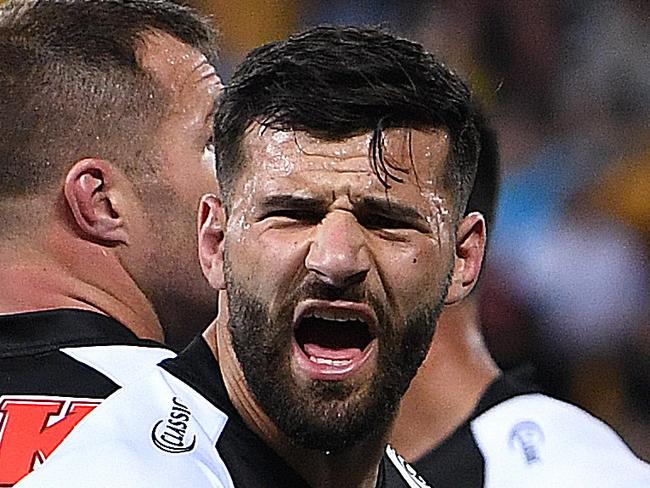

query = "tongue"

[{"left": 303, "top": 343, "right": 363, "bottom": 360}]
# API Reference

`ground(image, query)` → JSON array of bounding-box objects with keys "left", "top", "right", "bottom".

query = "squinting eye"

[
  {"left": 360, "top": 215, "right": 410, "bottom": 230},
  {"left": 262, "top": 210, "right": 321, "bottom": 224}
]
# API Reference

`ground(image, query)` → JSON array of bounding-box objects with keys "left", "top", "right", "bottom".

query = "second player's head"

[{"left": 0, "top": 0, "right": 221, "bottom": 347}]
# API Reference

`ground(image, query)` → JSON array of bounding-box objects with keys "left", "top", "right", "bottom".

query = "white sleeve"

[
  {"left": 16, "top": 369, "right": 234, "bottom": 488},
  {"left": 471, "top": 394, "right": 650, "bottom": 488}
]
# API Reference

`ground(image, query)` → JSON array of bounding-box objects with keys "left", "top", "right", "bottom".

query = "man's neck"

[
  {"left": 391, "top": 298, "right": 500, "bottom": 461},
  {"left": 208, "top": 315, "right": 386, "bottom": 488},
  {"left": 0, "top": 233, "right": 163, "bottom": 343},
  {"left": 272, "top": 441, "right": 385, "bottom": 488}
]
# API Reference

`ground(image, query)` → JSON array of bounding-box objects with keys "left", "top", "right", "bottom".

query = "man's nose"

[{"left": 305, "top": 212, "right": 371, "bottom": 289}]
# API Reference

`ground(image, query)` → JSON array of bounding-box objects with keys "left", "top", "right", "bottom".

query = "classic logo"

[
  {"left": 151, "top": 396, "right": 196, "bottom": 454},
  {"left": 0, "top": 395, "right": 101, "bottom": 486},
  {"left": 385, "top": 445, "right": 431, "bottom": 488},
  {"left": 508, "top": 420, "right": 545, "bottom": 465}
]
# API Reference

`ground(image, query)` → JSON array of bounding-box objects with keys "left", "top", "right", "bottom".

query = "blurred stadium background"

[{"left": 188, "top": 0, "right": 649, "bottom": 459}]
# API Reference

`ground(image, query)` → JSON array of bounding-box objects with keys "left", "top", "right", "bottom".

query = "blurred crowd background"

[{"left": 189, "top": 0, "right": 650, "bottom": 458}]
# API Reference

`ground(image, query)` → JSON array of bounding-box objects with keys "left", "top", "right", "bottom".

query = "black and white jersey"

[
  {"left": 16, "top": 337, "right": 431, "bottom": 488},
  {"left": 413, "top": 374, "right": 650, "bottom": 488},
  {"left": 0, "top": 309, "right": 175, "bottom": 486}
]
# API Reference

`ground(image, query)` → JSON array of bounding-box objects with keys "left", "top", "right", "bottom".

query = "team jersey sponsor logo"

[
  {"left": 508, "top": 420, "right": 544, "bottom": 465},
  {"left": 151, "top": 396, "right": 196, "bottom": 454},
  {"left": 385, "top": 445, "right": 431, "bottom": 488},
  {"left": 0, "top": 395, "right": 101, "bottom": 486}
]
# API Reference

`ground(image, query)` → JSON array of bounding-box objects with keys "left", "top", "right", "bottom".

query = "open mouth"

[{"left": 291, "top": 300, "right": 378, "bottom": 381}]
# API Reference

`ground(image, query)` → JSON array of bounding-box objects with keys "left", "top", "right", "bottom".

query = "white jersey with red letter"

[{"left": 0, "top": 309, "right": 175, "bottom": 485}]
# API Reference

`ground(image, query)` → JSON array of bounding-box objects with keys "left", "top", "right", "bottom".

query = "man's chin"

[
  {"left": 281, "top": 410, "right": 385, "bottom": 452},
  {"left": 266, "top": 380, "right": 392, "bottom": 452}
]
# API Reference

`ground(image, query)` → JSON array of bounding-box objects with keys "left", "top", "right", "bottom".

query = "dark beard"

[{"left": 225, "top": 260, "right": 450, "bottom": 452}]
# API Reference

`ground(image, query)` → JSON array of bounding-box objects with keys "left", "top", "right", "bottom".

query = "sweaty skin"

[
  {"left": 226, "top": 128, "right": 455, "bottom": 349},
  {"left": 199, "top": 125, "right": 485, "bottom": 488},
  {"left": 126, "top": 31, "right": 222, "bottom": 348}
]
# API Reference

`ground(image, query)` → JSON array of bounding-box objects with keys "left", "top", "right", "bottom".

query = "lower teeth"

[{"left": 309, "top": 355, "right": 352, "bottom": 367}]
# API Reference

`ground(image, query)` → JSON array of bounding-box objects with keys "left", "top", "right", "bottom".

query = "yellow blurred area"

[
  {"left": 190, "top": 0, "right": 298, "bottom": 56},
  {"left": 592, "top": 150, "right": 650, "bottom": 242}
]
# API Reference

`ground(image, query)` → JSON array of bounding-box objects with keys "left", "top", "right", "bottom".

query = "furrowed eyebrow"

[
  {"left": 356, "top": 196, "right": 426, "bottom": 222},
  {"left": 259, "top": 194, "right": 328, "bottom": 211},
  {"left": 258, "top": 194, "right": 428, "bottom": 228}
]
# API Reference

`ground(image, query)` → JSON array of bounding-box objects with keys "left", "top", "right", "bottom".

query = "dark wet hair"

[
  {"left": 215, "top": 26, "right": 480, "bottom": 216},
  {"left": 0, "top": 0, "right": 217, "bottom": 196},
  {"left": 466, "top": 109, "right": 500, "bottom": 230}
]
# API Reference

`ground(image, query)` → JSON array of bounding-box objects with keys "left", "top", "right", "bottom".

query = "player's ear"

[
  {"left": 445, "top": 211, "right": 486, "bottom": 305},
  {"left": 198, "top": 193, "right": 226, "bottom": 290},
  {"left": 64, "top": 158, "right": 129, "bottom": 245}
]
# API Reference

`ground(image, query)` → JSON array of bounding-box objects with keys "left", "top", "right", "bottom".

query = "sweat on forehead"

[
  {"left": 237, "top": 124, "right": 450, "bottom": 185},
  {"left": 219, "top": 125, "right": 456, "bottom": 236},
  {"left": 137, "top": 31, "right": 221, "bottom": 103}
]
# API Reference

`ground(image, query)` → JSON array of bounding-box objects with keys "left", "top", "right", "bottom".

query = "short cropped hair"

[
  {"left": 465, "top": 109, "right": 500, "bottom": 230},
  {"left": 0, "top": 0, "right": 217, "bottom": 197},
  {"left": 215, "top": 26, "right": 480, "bottom": 216}
]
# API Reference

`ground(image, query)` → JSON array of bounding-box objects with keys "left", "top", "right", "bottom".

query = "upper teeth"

[{"left": 308, "top": 310, "right": 365, "bottom": 323}]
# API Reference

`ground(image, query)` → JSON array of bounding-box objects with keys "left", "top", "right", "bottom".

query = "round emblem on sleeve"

[{"left": 508, "top": 420, "right": 544, "bottom": 464}]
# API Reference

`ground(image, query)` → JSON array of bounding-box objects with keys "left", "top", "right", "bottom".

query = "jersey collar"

[{"left": 0, "top": 308, "right": 160, "bottom": 357}]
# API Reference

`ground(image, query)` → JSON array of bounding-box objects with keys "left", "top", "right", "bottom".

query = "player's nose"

[{"left": 305, "top": 212, "right": 370, "bottom": 290}]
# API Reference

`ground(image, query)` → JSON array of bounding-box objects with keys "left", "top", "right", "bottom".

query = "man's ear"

[
  {"left": 198, "top": 193, "right": 226, "bottom": 290},
  {"left": 64, "top": 158, "right": 129, "bottom": 245},
  {"left": 445, "top": 211, "right": 486, "bottom": 305}
]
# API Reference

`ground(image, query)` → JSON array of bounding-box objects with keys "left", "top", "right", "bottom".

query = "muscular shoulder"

[{"left": 471, "top": 393, "right": 650, "bottom": 488}]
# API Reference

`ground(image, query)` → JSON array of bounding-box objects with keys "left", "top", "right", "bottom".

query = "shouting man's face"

[{"left": 211, "top": 125, "right": 477, "bottom": 451}]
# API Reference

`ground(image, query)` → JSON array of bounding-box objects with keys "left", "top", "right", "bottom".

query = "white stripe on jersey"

[
  {"left": 61, "top": 345, "right": 175, "bottom": 387},
  {"left": 385, "top": 445, "right": 432, "bottom": 488}
]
